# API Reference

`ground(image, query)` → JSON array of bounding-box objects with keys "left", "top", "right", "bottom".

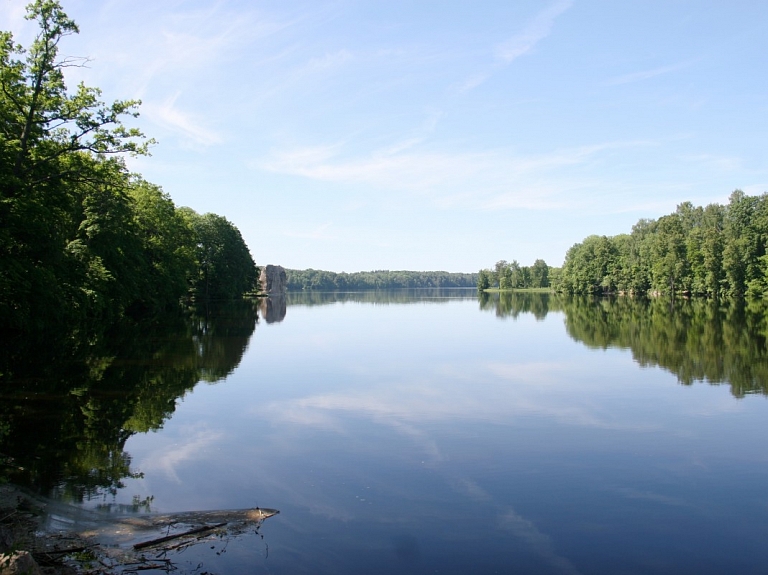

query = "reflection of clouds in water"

[
  {"left": 486, "top": 360, "right": 574, "bottom": 385},
  {"left": 383, "top": 419, "right": 444, "bottom": 464},
  {"left": 499, "top": 509, "right": 582, "bottom": 575},
  {"left": 450, "top": 477, "right": 493, "bottom": 502},
  {"left": 270, "top": 401, "right": 347, "bottom": 432},
  {"left": 613, "top": 487, "right": 694, "bottom": 508},
  {"left": 252, "top": 361, "right": 588, "bottom": 570},
  {"left": 257, "top": 359, "right": 661, "bottom": 435},
  {"left": 137, "top": 425, "right": 224, "bottom": 483}
]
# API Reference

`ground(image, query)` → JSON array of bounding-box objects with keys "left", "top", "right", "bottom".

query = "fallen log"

[
  {"left": 117, "top": 507, "right": 279, "bottom": 530},
  {"left": 133, "top": 522, "right": 227, "bottom": 550}
]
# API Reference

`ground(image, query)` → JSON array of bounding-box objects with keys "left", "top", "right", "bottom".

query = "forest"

[
  {"left": 286, "top": 268, "right": 478, "bottom": 290},
  {"left": 479, "top": 191, "right": 768, "bottom": 300},
  {"left": 556, "top": 191, "right": 768, "bottom": 297},
  {"left": 0, "top": 1, "right": 257, "bottom": 347}
]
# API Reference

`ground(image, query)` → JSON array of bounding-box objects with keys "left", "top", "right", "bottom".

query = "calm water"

[{"left": 3, "top": 290, "right": 768, "bottom": 574}]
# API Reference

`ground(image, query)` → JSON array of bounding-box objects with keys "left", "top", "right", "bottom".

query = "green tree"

[
  {"left": 477, "top": 269, "right": 491, "bottom": 291},
  {"left": 128, "top": 179, "right": 195, "bottom": 313},
  {"left": 181, "top": 209, "right": 257, "bottom": 301},
  {"left": 530, "top": 259, "right": 549, "bottom": 288},
  {"left": 0, "top": 0, "right": 149, "bottom": 334}
]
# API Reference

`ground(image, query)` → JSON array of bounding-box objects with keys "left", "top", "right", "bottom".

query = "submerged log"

[
  {"left": 119, "top": 507, "right": 279, "bottom": 530},
  {"left": 133, "top": 522, "right": 228, "bottom": 550}
]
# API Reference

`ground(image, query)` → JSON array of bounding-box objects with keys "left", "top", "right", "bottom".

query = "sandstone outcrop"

[{"left": 259, "top": 265, "right": 287, "bottom": 295}]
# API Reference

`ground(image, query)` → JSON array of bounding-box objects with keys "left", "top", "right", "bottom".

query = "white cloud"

[{"left": 258, "top": 138, "right": 656, "bottom": 212}]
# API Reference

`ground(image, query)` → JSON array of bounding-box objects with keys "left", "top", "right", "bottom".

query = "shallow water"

[{"left": 5, "top": 290, "right": 768, "bottom": 574}]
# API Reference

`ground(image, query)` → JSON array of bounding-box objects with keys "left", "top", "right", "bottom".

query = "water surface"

[{"left": 2, "top": 291, "right": 768, "bottom": 574}]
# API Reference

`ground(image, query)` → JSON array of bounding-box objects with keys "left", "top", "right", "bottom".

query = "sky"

[{"left": 1, "top": 0, "right": 767, "bottom": 272}]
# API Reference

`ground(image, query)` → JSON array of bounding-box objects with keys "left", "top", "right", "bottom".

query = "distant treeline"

[
  {"left": 558, "top": 191, "right": 768, "bottom": 297},
  {"left": 0, "top": 2, "right": 257, "bottom": 342},
  {"left": 286, "top": 269, "right": 478, "bottom": 291}
]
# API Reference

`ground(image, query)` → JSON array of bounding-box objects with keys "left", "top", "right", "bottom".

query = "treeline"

[
  {"left": 476, "top": 259, "right": 553, "bottom": 290},
  {"left": 286, "top": 269, "right": 478, "bottom": 290},
  {"left": 0, "top": 2, "right": 257, "bottom": 341},
  {"left": 558, "top": 191, "right": 768, "bottom": 297}
]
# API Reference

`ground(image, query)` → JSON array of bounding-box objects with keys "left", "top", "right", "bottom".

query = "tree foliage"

[
  {"left": 286, "top": 269, "right": 477, "bottom": 291},
  {"left": 556, "top": 192, "right": 768, "bottom": 298},
  {"left": 476, "top": 259, "right": 553, "bottom": 291},
  {"left": 181, "top": 209, "right": 257, "bottom": 301},
  {"left": 0, "top": 1, "right": 257, "bottom": 341}
]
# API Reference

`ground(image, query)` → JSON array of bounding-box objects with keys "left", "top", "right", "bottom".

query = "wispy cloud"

[
  {"left": 495, "top": 0, "right": 573, "bottom": 62},
  {"left": 682, "top": 153, "right": 743, "bottom": 172},
  {"left": 143, "top": 93, "right": 224, "bottom": 148},
  {"left": 258, "top": 138, "right": 654, "bottom": 211},
  {"left": 457, "top": 0, "right": 572, "bottom": 93},
  {"left": 605, "top": 61, "right": 692, "bottom": 86},
  {"left": 304, "top": 49, "right": 353, "bottom": 71}
]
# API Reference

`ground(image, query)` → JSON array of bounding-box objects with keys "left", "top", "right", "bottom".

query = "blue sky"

[{"left": 2, "top": 1, "right": 766, "bottom": 271}]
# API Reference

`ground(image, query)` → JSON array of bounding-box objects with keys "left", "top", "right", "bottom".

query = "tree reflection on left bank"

[{"left": 0, "top": 300, "right": 259, "bottom": 502}]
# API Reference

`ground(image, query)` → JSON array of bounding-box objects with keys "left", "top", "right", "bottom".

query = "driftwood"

[
  {"left": 114, "top": 507, "right": 279, "bottom": 531},
  {"left": 133, "top": 521, "right": 227, "bottom": 550},
  {"left": 35, "top": 504, "right": 279, "bottom": 573}
]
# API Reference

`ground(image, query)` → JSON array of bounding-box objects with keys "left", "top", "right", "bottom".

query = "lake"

[{"left": 2, "top": 290, "right": 768, "bottom": 574}]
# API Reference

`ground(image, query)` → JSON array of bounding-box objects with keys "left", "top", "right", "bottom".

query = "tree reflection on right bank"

[{"left": 481, "top": 292, "right": 768, "bottom": 397}]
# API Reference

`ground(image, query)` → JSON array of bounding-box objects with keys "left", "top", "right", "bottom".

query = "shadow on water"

[
  {"left": 0, "top": 299, "right": 259, "bottom": 500},
  {"left": 481, "top": 291, "right": 768, "bottom": 397}
]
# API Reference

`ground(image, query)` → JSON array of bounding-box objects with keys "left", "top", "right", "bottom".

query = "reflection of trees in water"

[
  {"left": 483, "top": 292, "right": 768, "bottom": 397},
  {"left": 286, "top": 288, "right": 478, "bottom": 307},
  {"left": 479, "top": 291, "right": 562, "bottom": 320},
  {"left": 562, "top": 296, "right": 768, "bottom": 397},
  {"left": 0, "top": 300, "right": 258, "bottom": 500},
  {"left": 191, "top": 300, "right": 259, "bottom": 382}
]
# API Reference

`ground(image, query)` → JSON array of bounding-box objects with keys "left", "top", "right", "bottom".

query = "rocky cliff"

[{"left": 259, "top": 265, "right": 287, "bottom": 295}]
